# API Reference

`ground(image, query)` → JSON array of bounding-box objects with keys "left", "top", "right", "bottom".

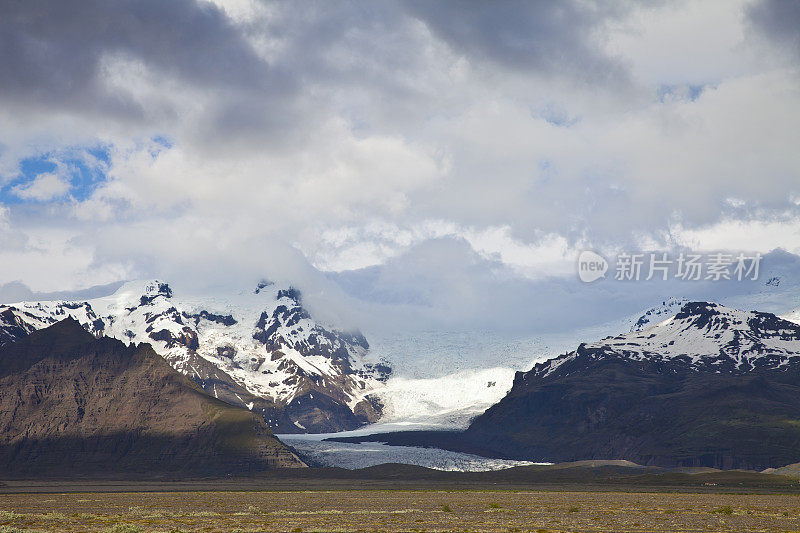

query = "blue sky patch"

[
  {"left": 0, "top": 145, "right": 111, "bottom": 204},
  {"left": 657, "top": 84, "right": 708, "bottom": 103}
]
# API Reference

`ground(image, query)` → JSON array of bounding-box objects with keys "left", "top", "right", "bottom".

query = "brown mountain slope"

[{"left": 0, "top": 318, "right": 305, "bottom": 477}]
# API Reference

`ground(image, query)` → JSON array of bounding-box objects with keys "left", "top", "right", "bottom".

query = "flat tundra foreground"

[{"left": 2, "top": 490, "right": 800, "bottom": 532}]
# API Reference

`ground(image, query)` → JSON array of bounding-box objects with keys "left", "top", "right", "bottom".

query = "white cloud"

[
  {"left": 672, "top": 216, "right": 800, "bottom": 255},
  {"left": 10, "top": 171, "right": 70, "bottom": 201},
  {"left": 605, "top": 0, "right": 759, "bottom": 86},
  {"left": 0, "top": 225, "right": 127, "bottom": 292}
]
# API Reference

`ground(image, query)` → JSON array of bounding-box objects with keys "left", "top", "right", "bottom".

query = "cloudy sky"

[{"left": 1, "top": 0, "right": 799, "bottom": 332}]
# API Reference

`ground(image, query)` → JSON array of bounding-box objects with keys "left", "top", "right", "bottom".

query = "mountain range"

[
  {"left": 6, "top": 271, "right": 800, "bottom": 473},
  {"left": 0, "top": 280, "right": 390, "bottom": 433}
]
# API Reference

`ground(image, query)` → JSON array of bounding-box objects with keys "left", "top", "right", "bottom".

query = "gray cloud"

[
  {"left": 747, "top": 0, "right": 800, "bottom": 60},
  {"left": 0, "top": 0, "right": 292, "bottom": 127},
  {"left": 0, "top": 0, "right": 634, "bottom": 142},
  {"left": 404, "top": 0, "right": 631, "bottom": 83}
]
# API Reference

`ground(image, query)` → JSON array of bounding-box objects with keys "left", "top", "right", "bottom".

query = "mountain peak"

[
  {"left": 674, "top": 300, "right": 721, "bottom": 318},
  {"left": 20, "top": 316, "right": 95, "bottom": 350},
  {"left": 138, "top": 280, "right": 172, "bottom": 305},
  {"left": 0, "top": 317, "right": 96, "bottom": 378},
  {"left": 55, "top": 314, "right": 83, "bottom": 327},
  {"left": 276, "top": 286, "right": 302, "bottom": 304}
]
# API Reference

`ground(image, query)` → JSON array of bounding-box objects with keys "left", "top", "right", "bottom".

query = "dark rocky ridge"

[{"left": 0, "top": 318, "right": 305, "bottom": 477}]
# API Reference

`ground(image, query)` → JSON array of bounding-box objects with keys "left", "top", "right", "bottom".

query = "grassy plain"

[{"left": 2, "top": 489, "right": 800, "bottom": 532}]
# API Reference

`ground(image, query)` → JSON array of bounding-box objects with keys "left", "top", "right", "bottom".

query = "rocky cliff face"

[
  {"left": 465, "top": 302, "right": 800, "bottom": 470},
  {"left": 0, "top": 318, "right": 305, "bottom": 477},
  {"left": 0, "top": 280, "right": 391, "bottom": 433}
]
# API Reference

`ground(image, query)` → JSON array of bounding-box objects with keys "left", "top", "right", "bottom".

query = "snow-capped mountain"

[
  {"left": 534, "top": 301, "right": 800, "bottom": 378},
  {"left": 0, "top": 280, "right": 390, "bottom": 433},
  {"left": 461, "top": 301, "right": 800, "bottom": 469}
]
